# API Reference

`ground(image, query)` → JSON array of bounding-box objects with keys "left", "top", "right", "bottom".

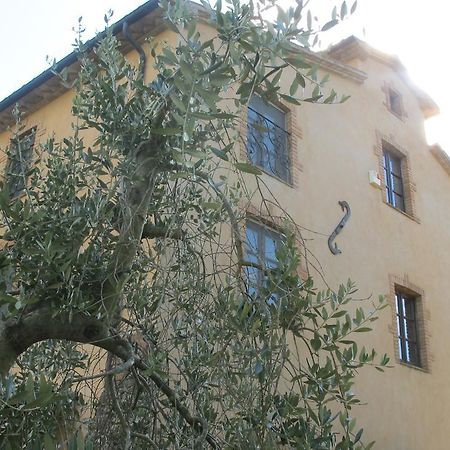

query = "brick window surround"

[
  {"left": 374, "top": 132, "right": 419, "bottom": 222},
  {"left": 388, "top": 274, "right": 430, "bottom": 372},
  {"left": 239, "top": 95, "right": 303, "bottom": 188}
]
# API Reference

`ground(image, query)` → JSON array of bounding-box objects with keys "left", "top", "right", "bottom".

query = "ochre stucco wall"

[
  {"left": 1, "top": 24, "right": 449, "bottom": 449},
  {"left": 254, "top": 55, "right": 450, "bottom": 449}
]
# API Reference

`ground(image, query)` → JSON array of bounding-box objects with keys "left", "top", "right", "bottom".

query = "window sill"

[
  {"left": 254, "top": 165, "right": 294, "bottom": 189},
  {"left": 387, "top": 108, "right": 406, "bottom": 122},
  {"left": 384, "top": 201, "right": 420, "bottom": 224},
  {"left": 398, "top": 360, "right": 429, "bottom": 373}
]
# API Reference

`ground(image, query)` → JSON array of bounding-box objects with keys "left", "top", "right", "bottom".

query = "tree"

[{"left": 0, "top": 0, "right": 388, "bottom": 448}]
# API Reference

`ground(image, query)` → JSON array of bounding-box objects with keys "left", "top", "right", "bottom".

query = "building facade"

[{"left": 1, "top": 2, "right": 450, "bottom": 449}]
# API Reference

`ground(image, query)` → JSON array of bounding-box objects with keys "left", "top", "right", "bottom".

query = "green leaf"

[
  {"left": 296, "top": 73, "right": 306, "bottom": 88},
  {"left": 332, "top": 5, "right": 337, "bottom": 20},
  {"left": 180, "top": 60, "right": 195, "bottom": 80},
  {"left": 0, "top": 293, "right": 18, "bottom": 304},
  {"left": 354, "top": 327, "right": 372, "bottom": 332},
  {"left": 289, "top": 78, "right": 299, "bottom": 96},
  {"left": 44, "top": 434, "right": 57, "bottom": 450},
  {"left": 185, "top": 149, "right": 208, "bottom": 159},
  {"left": 311, "top": 333, "right": 321, "bottom": 351},
  {"left": 151, "top": 127, "right": 182, "bottom": 136},
  {"left": 303, "top": 95, "right": 323, "bottom": 103},
  {"left": 187, "top": 20, "right": 196, "bottom": 39},
  {"left": 192, "top": 112, "right": 212, "bottom": 120},
  {"left": 312, "top": 85, "right": 321, "bottom": 98},
  {"left": 234, "top": 162, "right": 262, "bottom": 175},
  {"left": 280, "top": 94, "right": 301, "bottom": 105},
  {"left": 211, "top": 147, "right": 229, "bottom": 161},
  {"left": 322, "top": 19, "right": 338, "bottom": 31},
  {"left": 209, "top": 73, "right": 232, "bottom": 87},
  {"left": 349, "top": 417, "right": 356, "bottom": 432},
  {"left": 169, "top": 93, "right": 187, "bottom": 112},
  {"left": 203, "top": 202, "right": 221, "bottom": 210},
  {"left": 284, "top": 57, "right": 311, "bottom": 69}
]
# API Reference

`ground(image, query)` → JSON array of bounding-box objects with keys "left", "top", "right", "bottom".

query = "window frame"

[
  {"left": 383, "top": 148, "right": 405, "bottom": 212},
  {"left": 387, "top": 87, "right": 404, "bottom": 118},
  {"left": 395, "top": 291, "right": 421, "bottom": 367},
  {"left": 247, "top": 94, "right": 291, "bottom": 183},
  {"left": 244, "top": 219, "right": 283, "bottom": 301},
  {"left": 389, "top": 275, "right": 429, "bottom": 372},
  {"left": 382, "top": 82, "right": 406, "bottom": 120},
  {"left": 375, "top": 134, "right": 418, "bottom": 221}
]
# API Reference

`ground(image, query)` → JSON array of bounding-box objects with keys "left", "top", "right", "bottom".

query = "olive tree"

[{"left": 0, "top": 0, "right": 388, "bottom": 448}]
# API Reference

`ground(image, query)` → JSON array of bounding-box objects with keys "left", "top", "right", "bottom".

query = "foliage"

[{"left": 0, "top": 0, "right": 389, "bottom": 449}]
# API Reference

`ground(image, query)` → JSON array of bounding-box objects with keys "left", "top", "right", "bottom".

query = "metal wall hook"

[{"left": 328, "top": 201, "right": 351, "bottom": 255}]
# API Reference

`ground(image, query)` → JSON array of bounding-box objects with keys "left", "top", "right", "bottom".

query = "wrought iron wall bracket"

[{"left": 328, "top": 201, "right": 351, "bottom": 255}]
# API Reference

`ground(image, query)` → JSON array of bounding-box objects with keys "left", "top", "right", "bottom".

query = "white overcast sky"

[{"left": 1, "top": 0, "right": 449, "bottom": 153}]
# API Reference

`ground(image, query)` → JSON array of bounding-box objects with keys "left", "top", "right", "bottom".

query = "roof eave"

[
  {"left": 326, "top": 36, "right": 439, "bottom": 119},
  {"left": 0, "top": 0, "right": 161, "bottom": 132},
  {"left": 430, "top": 144, "right": 450, "bottom": 178}
]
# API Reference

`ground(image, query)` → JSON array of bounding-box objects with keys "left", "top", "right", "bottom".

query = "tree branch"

[
  {"left": 105, "top": 353, "right": 132, "bottom": 450},
  {"left": 141, "top": 223, "right": 185, "bottom": 240},
  {"left": 0, "top": 307, "right": 131, "bottom": 375},
  {"left": 0, "top": 305, "right": 219, "bottom": 448},
  {"left": 133, "top": 362, "right": 220, "bottom": 449},
  {"left": 71, "top": 355, "right": 135, "bottom": 383}
]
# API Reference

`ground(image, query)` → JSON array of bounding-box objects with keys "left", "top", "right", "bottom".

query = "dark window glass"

[
  {"left": 6, "top": 129, "right": 36, "bottom": 198},
  {"left": 383, "top": 149, "right": 405, "bottom": 212},
  {"left": 247, "top": 95, "right": 290, "bottom": 182},
  {"left": 388, "top": 89, "right": 403, "bottom": 117},
  {"left": 395, "top": 292, "right": 421, "bottom": 367},
  {"left": 245, "top": 221, "right": 282, "bottom": 303}
]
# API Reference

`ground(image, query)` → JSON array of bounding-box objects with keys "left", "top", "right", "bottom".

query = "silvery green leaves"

[{"left": 0, "top": 1, "right": 379, "bottom": 449}]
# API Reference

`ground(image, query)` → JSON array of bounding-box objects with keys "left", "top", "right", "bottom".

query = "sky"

[{"left": 0, "top": 0, "right": 449, "bottom": 153}]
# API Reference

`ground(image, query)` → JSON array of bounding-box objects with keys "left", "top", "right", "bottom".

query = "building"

[{"left": 1, "top": 2, "right": 450, "bottom": 448}]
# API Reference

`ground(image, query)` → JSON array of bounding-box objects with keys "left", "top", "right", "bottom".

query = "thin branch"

[
  {"left": 105, "top": 353, "right": 132, "bottom": 450},
  {"left": 71, "top": 355, "right": 135, "bottom": 383},
  {"left": 133, "top": 365, "right": 220, "bottom": 449},
  {"left": 131, "top": 431, "right": 159, "bottom": 449}
]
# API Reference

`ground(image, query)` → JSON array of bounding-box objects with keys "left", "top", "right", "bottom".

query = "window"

[
  {"left": 5, "top": 128, "right": 36, "bottom": 198},
  {"left": 395, "top": 291, "right": 421, "bottom": 367},
  {"left": 383, "top": 148, "right": 405, "bottom": 212},
  {"left": 376, "top": 135, "right": 417, "bottom": 220},
  {"left": 245, "top": 220, "right": 282, "bottom": 302},
  {"left": 247, "top": 95, "right": 290, "bottom": 182},
  {"left": 387, "top": 88, "right": 403, "bottom": 118}
]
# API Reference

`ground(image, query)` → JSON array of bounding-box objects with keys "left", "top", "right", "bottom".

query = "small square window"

[
  {"left": 247, "top": 95, "right": 290, "bottom": 182},
  {"left": 5, "top": 128, "right": 36, "bottom": 198},
  {"left": 395, "top": 291, "right": 421, "bottom": 367},
  {"left": 245, "top": 220, "right": 282, "bottom": 303},
  {"left": 387, "top": 88, "right": 403, "bottom": 118},
  {"left": 383, "top": 148, "right": 405, "bottom": 212}
]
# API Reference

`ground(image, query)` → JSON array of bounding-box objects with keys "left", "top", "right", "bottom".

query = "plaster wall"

[
  {"left": 1, "top": 25, "right": 449, "bottom": 449},
  {"left": 259, "top": 55, "right": 450, "bottom": 449}
]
